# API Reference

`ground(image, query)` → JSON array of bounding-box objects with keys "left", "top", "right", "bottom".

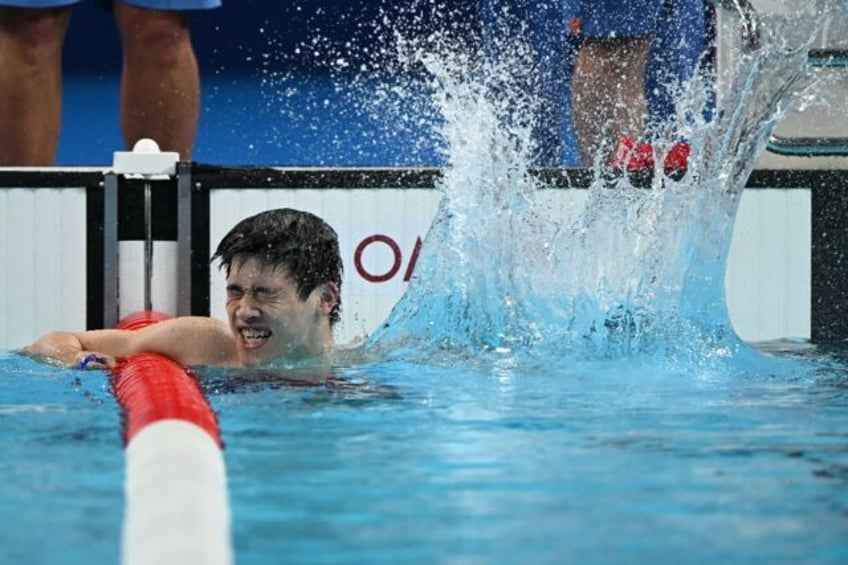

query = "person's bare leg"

[
  {"left": 114, "top": 2, "right": 199, "bottom": 159},
  {"left": 0, "top": 7, "right": 71, "bottom": 165},
  {"left": 571, "top": 36, "right": 652, "bottom": 166}
]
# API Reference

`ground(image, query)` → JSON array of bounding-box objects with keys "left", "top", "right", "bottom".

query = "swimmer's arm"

[
  {"left": 23, "top": 317, "right": 238, "bottom": 369},
  {"left": 22, "top": 331, "right": 98, "bottom": 368}
]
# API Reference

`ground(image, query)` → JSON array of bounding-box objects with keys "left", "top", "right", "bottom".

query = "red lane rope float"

[
  {"left": 110, "top": 310, "right": 232, "bottom": 565},
  {"left": 115, "top": 309, "right": 171, "bottom": 331},
  {"left": 111, "top": 353, "right": 222, "bottom": 447},
  {"left": 112, "top": 309, "right": 220, "bottom": 446}
]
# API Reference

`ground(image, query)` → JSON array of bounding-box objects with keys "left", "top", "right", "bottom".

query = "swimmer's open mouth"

[{"left": 241, "top": 328, "right": 271, "bottom": 347}]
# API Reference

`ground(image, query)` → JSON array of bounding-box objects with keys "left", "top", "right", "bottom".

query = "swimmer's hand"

[{"left": 22, "top": 331, "right": 116, "bottom": 370}]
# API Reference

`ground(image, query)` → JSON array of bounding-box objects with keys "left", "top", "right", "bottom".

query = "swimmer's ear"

[{"left": 318, "top": 282, "right": 339, "bottom": 314}]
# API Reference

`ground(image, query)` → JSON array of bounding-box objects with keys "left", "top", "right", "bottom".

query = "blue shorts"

[
  {"left": 0, "top": 0, "right": 220, "bottom": 9},
  {"left": 578, "top": 0, "right": 665, "bottom": 38}
]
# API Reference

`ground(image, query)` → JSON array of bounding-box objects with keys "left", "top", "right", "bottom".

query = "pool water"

[
  {"left": 0, "top": 354, "right": 122, "bottom": 564},
  {"left": 223, "top": 355, "right": 848, "bottom": 564},
  {"left": 1, "top": 345, "right": 847, "bottom": 564}
]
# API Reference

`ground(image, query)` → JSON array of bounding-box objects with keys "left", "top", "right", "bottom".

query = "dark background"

[
  {"left": 57, "top": 0, "right": 703, "bottom": 167},
  {"left": 63, "top": 1, "right": 482, "bottom": 74},
  {"left": 58, "top": 0, "right": 490, "bottom": 165}
]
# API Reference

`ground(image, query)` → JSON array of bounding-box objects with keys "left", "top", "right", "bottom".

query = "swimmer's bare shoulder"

[{"left": 125, "top": 316, "right": 240, "bottom": 367}]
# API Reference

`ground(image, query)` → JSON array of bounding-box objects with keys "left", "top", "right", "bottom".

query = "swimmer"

[{"left": 23, "top": 208, "right": 343, "bottom": 369}]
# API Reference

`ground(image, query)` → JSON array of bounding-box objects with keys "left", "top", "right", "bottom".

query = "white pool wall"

[{"left": 0, "top": 183, "right": 813, "bottom": 350}]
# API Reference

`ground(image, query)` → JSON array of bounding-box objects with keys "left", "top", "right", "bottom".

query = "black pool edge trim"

[{"left": 1, "top": 165, "right": 844, "bottom": 191}]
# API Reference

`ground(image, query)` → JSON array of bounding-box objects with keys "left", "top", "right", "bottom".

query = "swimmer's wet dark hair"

[{"left": 212, "top": 208, "right": 343, "bottom": 324}]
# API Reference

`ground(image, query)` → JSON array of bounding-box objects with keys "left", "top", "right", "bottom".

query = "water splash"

[
  {"left": 257, "top": 1, "right": 477, "bottom": 165},
  {"left": 362, "top": 1, "right": 848, "bottom": 371}
]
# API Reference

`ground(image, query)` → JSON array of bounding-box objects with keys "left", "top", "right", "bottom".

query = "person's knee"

[
  {"left": 0, "top": 7, "right": 71, "bottom": 66},
  {"left": 115, "top": 4, "right": 192, "bottom": 66}
]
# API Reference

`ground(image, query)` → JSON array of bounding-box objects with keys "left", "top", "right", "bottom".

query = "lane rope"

[{"left": 109, "top": 310, "right": 233, "bottom": 565}]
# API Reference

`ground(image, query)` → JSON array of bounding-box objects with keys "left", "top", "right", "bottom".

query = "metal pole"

[
  {"left": 176, "top": 161, "right": 193, "bottom": 317},
  {"left": 103, "top": 173, "right": 120, "bottom": 329},
  {"left": 144, "top": 181, "right": 153, "bottom": 312}
]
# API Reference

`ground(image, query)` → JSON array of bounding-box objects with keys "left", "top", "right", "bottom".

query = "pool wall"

[{"left": 2, "top": 166, "right": 845, "bottom": 350}]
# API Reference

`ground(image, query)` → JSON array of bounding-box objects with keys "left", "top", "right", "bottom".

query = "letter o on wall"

[{"left": 354, "top": 235, "right": 402, "bottom": 283}]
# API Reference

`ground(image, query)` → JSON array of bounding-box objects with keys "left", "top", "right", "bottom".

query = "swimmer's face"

[{"left": 225, "top": 256, "right": 335, "bottom": 366}]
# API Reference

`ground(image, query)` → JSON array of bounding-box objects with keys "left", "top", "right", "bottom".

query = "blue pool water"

[
  {"left": 1, "top": 347, "right": 847, "bottom": 564},
  {"left": 0, "top": 354, "right": 122, "bottom": 564},
  {"left": 220, "top": 351, "right": 848, "bottom": 564}
]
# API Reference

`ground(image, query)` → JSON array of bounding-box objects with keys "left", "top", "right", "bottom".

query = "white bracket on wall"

[{"left": 113, "top": 138, "right": 179, "bottom": 179}]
